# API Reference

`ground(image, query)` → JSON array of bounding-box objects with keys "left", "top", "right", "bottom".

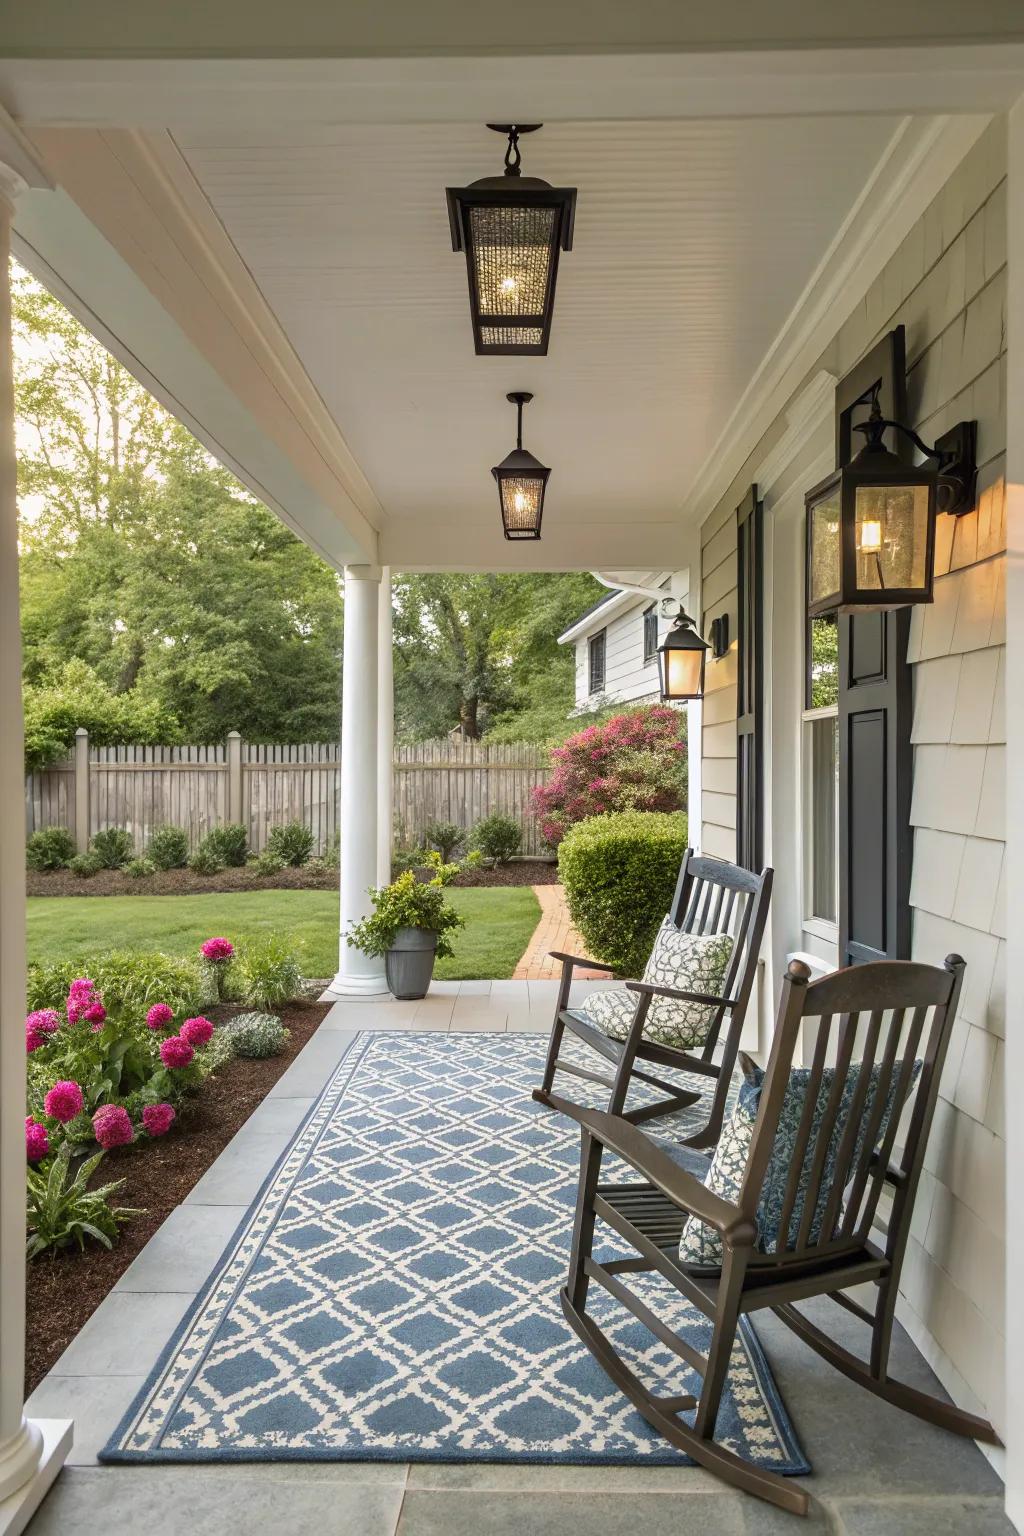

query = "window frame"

[
  {"left": 802, "top": 610, "right": 839, "bottom": 935},
  {"left": 588, "top": 628, "right": 607, "bottom": 695},
  {"left": 642, "top": 604, "right": 658, "bottom": 665}
]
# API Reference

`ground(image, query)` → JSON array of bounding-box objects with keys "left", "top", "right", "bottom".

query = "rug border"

[{"left": 99, "top": 1029, "right": 810, "bottom": 1475}]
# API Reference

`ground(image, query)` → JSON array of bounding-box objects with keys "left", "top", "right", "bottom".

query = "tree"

[{"left": 15, "top": 265, "right": 345, "bottom": 753}]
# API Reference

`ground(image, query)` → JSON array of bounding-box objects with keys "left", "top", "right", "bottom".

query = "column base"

[
  {"left": 0, "top": 1420, "right": 72, "bottom": 1536},
  {"left": 327, "top": 969, "right": 390, "bottom": 998}
]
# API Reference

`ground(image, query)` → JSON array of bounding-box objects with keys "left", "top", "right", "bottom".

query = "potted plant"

[{"left": 346, "top": 870, "right": 464, "bottom": 999}]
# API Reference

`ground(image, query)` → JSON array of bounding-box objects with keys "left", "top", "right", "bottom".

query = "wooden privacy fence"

[{"left": 25, "top": 730, "right": 554, "bottom": 859}]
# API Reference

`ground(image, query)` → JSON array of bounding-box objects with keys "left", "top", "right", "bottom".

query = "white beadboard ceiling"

[{"left": 174, "top": 116, "right": 900, "bottom": 559}]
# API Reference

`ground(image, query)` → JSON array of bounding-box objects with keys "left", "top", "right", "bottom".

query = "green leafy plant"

[
  {"left": 26, "top": 1142, "right": 142, "bottom": 1259},
  {"left": 231, "top": 936, "right": 303, "bottom": 1008},
  {"left": 347, "top": 870, "right": 464, "bottom": 960},
  {"left": 26, "top": 827, "right": 76, "bottom": 872},
  {"left": 248, "top": 849, "right": 286, "bottom": 877},
  {"left": 224, "top": 1011, "right": 290, "bottom": 1060},
  {"left": 147, "top": 824, "right": 189, "bottom": 871},
  {"left": 125, "top": 856, "right": 156, "bottom": 879},
  {"left": 188, "top": 842, "right": 224, "bottom": 876},
  {"left": 391, "top": 844, "right": 430, "bottom": 877},
  {"left": 265, "top": 820, "right": 314, "bottom": 867},
  {"left": 201, "top": 823, "right": 249, "bottom": 867},
  {"left": 424, "top": 819, "right": 465, "bottom": 861},
  {"left": 322, "top": 831, "right": 341, "bottom": 870},
  {"left": 470, "top": 813, "right": 522, "bottom": 866},
  {"left": 69, "top": 851, "right": 103, "bottom": 879},
  {"left": 27, "top": 950, "right": 208, "bottom": 1018},
  {"left": 90, "top": 827, "right": 134, "bottom": 869},
  {"left": 558, "top": 810, "right": 688, "bottom": 976}
]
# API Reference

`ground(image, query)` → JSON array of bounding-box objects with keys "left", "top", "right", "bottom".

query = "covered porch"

[{"left": 1, "top": 11, "right": 1022, "bottom": 1533}]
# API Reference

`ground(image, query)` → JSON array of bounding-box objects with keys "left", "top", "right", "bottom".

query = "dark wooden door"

[
  {"left": 736, "top": 485, "right": 764, "bottom": 872},
  {"left": 837, "top": 608, "right": 913, "bottom": 965}
]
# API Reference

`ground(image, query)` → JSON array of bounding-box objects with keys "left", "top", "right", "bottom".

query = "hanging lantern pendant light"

[
  {"left": 447, "top": 124, "right": 577, "bottom": 356},
  {"left": 491, "top": 392, "right": 550, "bottom": 540}
]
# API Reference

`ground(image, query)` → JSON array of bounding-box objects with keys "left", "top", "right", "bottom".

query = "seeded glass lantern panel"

[
  {"left": 805, "top": 461, "right": 936, "bottom": 616},
  {"left": 657, "top": 608, "right": 709, "bottom": 701},
  {"left": 807, "top": 478, "right": 842, "bottom": 614},
  {"left": 498, "top": 474, "right": 545, "bottom": 538}
]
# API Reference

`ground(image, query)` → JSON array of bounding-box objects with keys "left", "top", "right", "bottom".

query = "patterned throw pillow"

[
  {"left": 571, "top": 920, "right": 734, "bottom": 1052},
  {"left": 676, "top": 1054, "right": 920, "bottom": 1268}
]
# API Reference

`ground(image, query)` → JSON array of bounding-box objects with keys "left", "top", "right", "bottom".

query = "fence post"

[
  {"left": 227, "top": 731, "right": 243, "bottom": 826},
  {"left": 74, "top": 727, "right": 90, "bottom": 852}
]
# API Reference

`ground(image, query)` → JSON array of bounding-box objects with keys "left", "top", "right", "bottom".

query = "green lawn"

[{"left": 25, "top": 886, "right": 541, "bottom": 981}]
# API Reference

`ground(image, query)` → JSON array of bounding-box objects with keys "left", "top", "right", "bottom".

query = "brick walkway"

[{"left": 512, "top": 884, "right": 608, "bottom": 980}]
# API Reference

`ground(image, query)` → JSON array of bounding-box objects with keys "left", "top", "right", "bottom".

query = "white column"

[
  {"left": 332, "top": 565, "right": 388, "bottom": 996},
  {"left": 1003, "top": 93, "right": 1024, "bottom": 1536},
  {"left": 376, "top": 566, "right": 394, "bottom": 887},
  {"left": 0, "top": 163, "right": 72, "bottom": 1533}
]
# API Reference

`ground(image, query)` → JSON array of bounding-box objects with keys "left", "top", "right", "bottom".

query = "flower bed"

[{"left": 26, "top": 858, "right": 556, "bottom": 898}]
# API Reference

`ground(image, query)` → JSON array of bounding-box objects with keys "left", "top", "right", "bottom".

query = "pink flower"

[
  {"left": 44, "top": 1080, "right": 84, "bottom": 1124},
  {"left": 200, "top": 937, "right": 234, "bottom": 963},
  {"left": 142, "top": 1103, "right": 176, "bottom": 1137},
  {"left": 26, "top": 1025, "right": 47, "bottom": 1053},
  {"left": 92, "top": 1103, "right": 133, "bottom": 1149},
  {"left": 84, "top": 1002, "right": 107, "bottom": 1030},
  {"left": 26, "top": 1008, "right": 60, "bottom": 1036},
  {"left": 25, "top": 1118, "right": 49, "bottom": 1163},
  {"left": 66, "top": 978, "right": 101, "bottom": 1025},
  {"left": 160, "top": 1035, "right": 194, "bottom": 1069},
  {"left": 146, "top": 1003, "right": 174, "bottom": 1030},
  {"left": 180, "top": 1015, "right": 213, "bottom": 1048}
]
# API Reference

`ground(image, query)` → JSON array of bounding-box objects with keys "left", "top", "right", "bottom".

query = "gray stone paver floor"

[{"left": 25, "top": 983, "right": 1012, "bottom": 1534}]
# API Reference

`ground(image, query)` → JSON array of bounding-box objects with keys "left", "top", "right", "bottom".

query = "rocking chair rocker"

[
  {"left": 534, "top": 851, "right": 772, "bottom": 1148},
  {"left": 552, "top": 953, "right": 999, "bottom": 1517}
]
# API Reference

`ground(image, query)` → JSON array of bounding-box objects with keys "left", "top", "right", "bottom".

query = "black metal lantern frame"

[
  {"left": 491, "top": 391, "right": 550, "bottom": 540},
  {"left": 806, "top": 388, "right": 977, "bottom": 618},
  {"left": 447, "top": 124, "right": 577, "bottom": 357},
  {"left": 656, "top": 601, "right": 710, "bottom": 702}
]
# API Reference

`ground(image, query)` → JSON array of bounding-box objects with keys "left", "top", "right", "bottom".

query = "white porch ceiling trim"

[{"left": 679, "top": 112, "right": 991, "bottom": 533}]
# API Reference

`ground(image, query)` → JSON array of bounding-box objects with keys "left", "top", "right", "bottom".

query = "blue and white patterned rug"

[{"left": 102, "top": 1032, "right": 808, "bottom": 1471}]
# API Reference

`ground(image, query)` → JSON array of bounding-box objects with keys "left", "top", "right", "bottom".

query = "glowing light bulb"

[
  {"left": 859, "top": 518, "right": 883, "bottom": 554},
  {"left": 513, "top": 491, "right": 528, "bottom": 513},
  {"left": 501, "top": 276, "right": 518, "bottom": 293}
]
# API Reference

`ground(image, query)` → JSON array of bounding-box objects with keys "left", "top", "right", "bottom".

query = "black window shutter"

[
  {"left": 837, "top": 608, "right": 913, "bottom": 964},
  {"left": 735, "top": 485, "right": 764, "bottom": 872}
]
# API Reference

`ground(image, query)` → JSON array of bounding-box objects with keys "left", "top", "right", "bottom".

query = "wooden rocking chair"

[
  {"left": 534, "top": 852, "right": 772, "bottom": 1148},
  {"left": 551, "top": 954, "right": 999, "bottom": 1517}
]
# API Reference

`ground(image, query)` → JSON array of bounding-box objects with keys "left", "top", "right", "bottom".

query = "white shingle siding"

[{"left": 696, "top": 118, "right": 1008, "bottom": 1433}]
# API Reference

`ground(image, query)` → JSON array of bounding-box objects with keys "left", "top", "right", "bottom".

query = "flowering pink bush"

[
  {"left": 66, "top": 978, "right": 103, "bottom": 1025},
  {"left": 159, "top": 1035, "right": 194, "bottom": 1069},
  {"left": 200, "top": 937, "right": 234, "bottom": 963},
  {"left": 142, "top": 1103, "right": 176, "bottom": 1137},
  {"left": 93, "top": 1103, "right": 134, "bottom": 1149},
  {"left": 146, "top": 1003, "right": 174, "bottom": 1031},
  {"left": 26, "top": 1024, "right": 48, "bottom": 1053},
  {"left": 44, "top": 1080, "right": 84, "bottom": 1124},
  {"left": 531, "top": 706, "right": 687, "bottom": 847},
  {"left": 180, "top": 1015, "right": 214, "bottom": 1048},
  {"left": 25, "top": 1117, "right": 49, "bottom": 1162},
  {"left": 26, "top": 1008, "right": 61, "bottom": 1036}
]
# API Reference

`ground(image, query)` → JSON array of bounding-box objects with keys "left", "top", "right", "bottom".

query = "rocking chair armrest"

[
  {"left": 547, "top": 1095, "right": 756, "bottom": 1246},
  {"left": 549, "top": 951, "right": 619, "bottom": 975},
  {"left": 624, "top": 979, "right": 736, "bottom": 1010}
]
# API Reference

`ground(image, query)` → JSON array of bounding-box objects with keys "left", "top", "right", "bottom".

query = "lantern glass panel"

[
  {"left": 854, "top": 481, "right": 930, "bottom": 595},
  {"left": 468, "top": 205, "right": 555, "bottom": 321},
  {"left": 499, "top": 474, "right": 544, "bottom": 535},
  {"left": 809, "top": 483, "right": 841, "bottom": 607},
  {"left": 661, "top": 645, "right": 704, "bottom": 700}
]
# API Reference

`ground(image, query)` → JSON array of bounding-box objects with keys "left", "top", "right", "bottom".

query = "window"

[
  {"left": 803, "top": 616, "right": 839, "bottom": 926},
  {"left": 588, "top": 629, "right": 606, "bottom": 695},
  {"left": 642, "top": 606, "right": 658, "bottom": 664}
]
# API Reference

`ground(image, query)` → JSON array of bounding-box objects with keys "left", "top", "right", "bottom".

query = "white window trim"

[{"left": 801, "top": 700, "right": 839, "bottom": 937}]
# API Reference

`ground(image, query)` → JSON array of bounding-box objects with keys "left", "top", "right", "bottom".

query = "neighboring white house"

[{"left": 557, "top": 571, "right": 686, "bottom": 711}]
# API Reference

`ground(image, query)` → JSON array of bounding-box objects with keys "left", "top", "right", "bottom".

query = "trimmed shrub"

[
  {"left": 188, "top": 841, "right": 224, "bottom": 876},
  {"left": 148, "top": 824, "right": 189, "bottom": 871},
  {"left": 424, "top": 819, "right": 464, "bottom": 861},
  {"left": 323, "top": 831, "right": 341, "bottom": 870},
  {"left": 126, "top": 857, "right": 156, "bottom": 879},
  {"left": 202, "top": 823, "right": 248, "bottom": 867},
  {"left": 558, "top": 810, "right": 687, "bottom": 977},
  {"left": 26, "top": 827, "right": 76, "bottom": 872},
  {"left": 265, "top": 820, "right": 314, "bottom": 867},
  {"left": 224, "top": 1011, "right": 289, "bottom": 1060},
  {"left": 231, "top": 936, "right": 303, "bottom": 1009},
  {"left": 69, "top": 851, "right": 103, "bottom": 879},
  {"left": 532, "top": 705, "right": 687, "bottom": 847},
  {"left": 27, "top": 949, "right": 209, "bottom": 1018},
  {"left": 90, "top": 827, "right": 134, "bottom": 869},
  {"left": 248, "top": 849, "right": 286, "bottom": 877},
  {"left": 470, "top": 813, "right": 522, "bottom": 866}
]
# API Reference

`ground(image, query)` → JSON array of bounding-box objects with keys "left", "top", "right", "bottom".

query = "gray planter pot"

[{"left": 385, "top": 925, "right": 438, "bottom": 1000}]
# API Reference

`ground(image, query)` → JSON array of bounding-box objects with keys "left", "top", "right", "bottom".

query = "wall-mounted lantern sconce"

[
  {"left": 709, "top": 614, "right": 730, "bottom": 659},
  {"left": 446, "top": 124, "right": 577, "bottom": 356},
  {"left": 491, "top": 391, "right": 550, "bottom": 540},
  {"left": 806, "top": 388, "right": 977, "bottom": 616},
  {"left": 657, "top": 603, "right": 710, "bottom": 702}
]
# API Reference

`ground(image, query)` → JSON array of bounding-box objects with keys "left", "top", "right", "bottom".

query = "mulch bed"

[
  {"left": 27, "top": 858, "right": 558, "bottom": 898},
  {"left": 24, "top": 999, "right": 330, "bottom": 1397}
]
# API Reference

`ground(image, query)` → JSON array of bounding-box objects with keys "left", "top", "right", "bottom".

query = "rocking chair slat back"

[{"left": 668, "top": 853, "right": 763, "bottom": 1064}]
